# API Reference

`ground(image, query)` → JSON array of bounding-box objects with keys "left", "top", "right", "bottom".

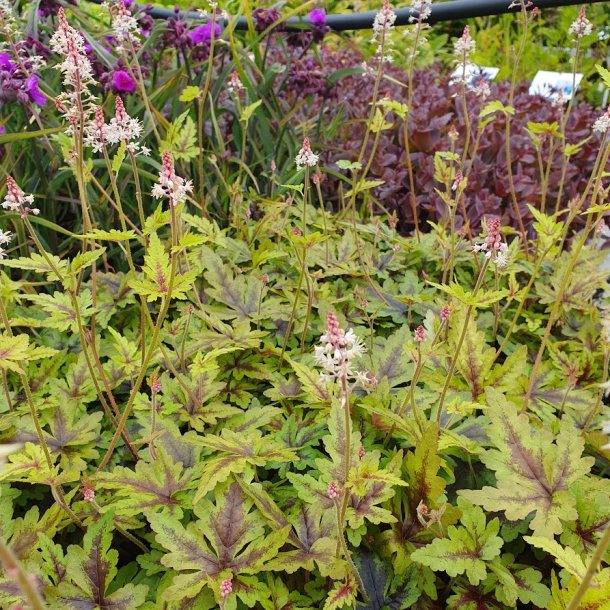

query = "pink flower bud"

[
  {"left": 327, "top": 481, "right": 339, "bottom": 499},
  {"left": 414, "top": 325, "right": 426, "bottom": 343},
  {"left": 220, "top": 578, "right": 232, "bottom": 598}
]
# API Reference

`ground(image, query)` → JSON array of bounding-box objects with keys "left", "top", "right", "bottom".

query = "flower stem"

[
  {"left": 436, "top": 258, "right": 490, "bottom": 424},
  {"left": 566, "top": 524, "right": 610, "bottom": 610}
]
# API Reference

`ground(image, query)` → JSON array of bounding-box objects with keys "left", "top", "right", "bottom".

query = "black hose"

[{"left": 85, "top": 0, "right": 609, "bottom": 28}]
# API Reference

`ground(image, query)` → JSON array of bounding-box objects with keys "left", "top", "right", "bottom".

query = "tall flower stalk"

[{"left": 315, "top": 313, "right": 370, "bottom": 594}]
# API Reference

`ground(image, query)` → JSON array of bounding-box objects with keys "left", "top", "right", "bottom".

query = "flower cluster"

[
  {"left": 85, "top": 98, "right": 148, "bottom": 155},
  {"left": 593, "top": 108, "right": 610, "bottom": 135},
  {"left": 84, "top": 106, "right": 108, "bottom": 152},
  {"left": 50, "top": 9, "right": 96, "bottom": 88},
  {"left": 473, "top": 217, "right": 508, "bottom": 268},
  {"left": 106, "top": 96, "right": 147, "bottom": 153},
  {"left": 308, "top": 8, "right": 329, "bottom": 43},
  {"left": 50, "top": 8, "right": 97, "bottom": 127},
  {"left": 227, "top": 70, "right": 244, "bottom": 94},
  {"left": 0, "top": 0, "right": 17, "bottom": 35},
  {"left": 0, "top": 52, "right": 46, "bottom": 109},
  {"left": 454, "top": 26, "right": 476, "bottom": 58},
  {"left": 162, "top": 9, "right": 192, "bottom": 54},
  {"left": 190, "top": 21, "right": 221, "bottom": 45},
  {"left": 252, "top": 7, "right": 282, "bottom": 33},
  {"left": 568, "top": 6, "right": 593, "bottom": 40},
  {"left": 327, "top": 481, "right": 339, "bottom": 499},
  {"left": 220, "top": 578, "right": 232, "bottom": 598},
  {"left": 2, "top": 176, "right": 40, "bottom": 218},
  {"left": 371, "top": 0, "right": 397, "bottom": 62},
  {"left": 82, "top": 486, "right": 96, "bottom": 502},
  {"left": 410, "top": 0, "right": 432, "bottom": 22},
  {"left": 0, "top": 228, "right": 13, "bottom": 259},
  {"left": 314, "top": 312, "right": 368, "bottom": 384},
  {"left": 110, "top": 0, "right": 140, "bottom": 45},
  {"left": 295, "top": 137, "right": 319, "bottom": 171},
  {"left": 152, "top": 151, "right": 193, "bottom": 206}
]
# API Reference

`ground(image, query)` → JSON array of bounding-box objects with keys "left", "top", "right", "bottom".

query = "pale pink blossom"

[
  {"left": 152, "top": 152, "right": 193, "bottom": 206},
  {"left": 2, "top": 177, "right": 39, "bottom": 218},
  {"left": 220, "top": 578, "right": 232, "bottom": 598},
  {"left": 227, "top": 70, "right": 244, "bottom": 94},
  {"left": 295, "top": 137, "right": 319, "bottom": 171},
  {"left": 371, "top": 0, "right": 397, "bottom": 61},
  {"left": 473, "top": 217, "right": 508, "bottom": 268},
  {"left": 568, "top": 6, "right": 593, "bottom": 39},
  {"left": 111, "top": 0, "right": 139, "bottom": 43},
  {"left": 409, "top": 0, "right": 432, "bottom": 22},
  {"left": 593, "top": 109, "right": 610, "bottom": 135},
  {"left": 454, "top": 26, "right": 476, "bottom": 58},
  {"left": 0, "top": 229, "right": 12, "bottom": 259},
  {"left": 314, "top": 312, "right": 367, "bottom": 383}
]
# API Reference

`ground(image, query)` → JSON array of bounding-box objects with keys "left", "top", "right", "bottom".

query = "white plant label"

[{"left": 529, "top": 70, "right": 583, "bottom": 100}]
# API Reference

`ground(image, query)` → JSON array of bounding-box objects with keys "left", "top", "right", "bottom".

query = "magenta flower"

[
  {"left": 0, "top": 53, "right": 15, "bottom": 72},
  {"left": 189, "top": 22, "right": 221, "bottom": 44},
  {"left": 309, "top": 8, "right": 326, "bottom": 26},
  {"left": 112, "top": 70, "right": 136, "bottom": 93},
  {"left": 25, "top": 75, "right": 46, "bottom": 106}
]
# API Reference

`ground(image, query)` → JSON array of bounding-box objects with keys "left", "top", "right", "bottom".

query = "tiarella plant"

[{"left": 0, "top": 0, "right": 610, "bottom": 609}]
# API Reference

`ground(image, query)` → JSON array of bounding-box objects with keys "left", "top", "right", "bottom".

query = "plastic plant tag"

[
  {"left": 529, "top": 70, "right": 583, "bottom": 101},
  {"left": 450, "top": 64, "right": 500, "bottom": 86}
]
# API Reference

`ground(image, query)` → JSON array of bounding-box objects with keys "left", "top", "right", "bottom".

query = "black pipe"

[{"left": 87, "top": 0, "right": 609, "bottom": 28}]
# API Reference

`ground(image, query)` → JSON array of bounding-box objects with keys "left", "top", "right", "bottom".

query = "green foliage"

[
  {"left": 0, "top": 2, "right": 609, "bottom": 608},
  {"left": 411, "top": 498, "right": 503, "bottom": 585},
  {"left": 460, "top": 389, "right": 594, "bottom": 537}
]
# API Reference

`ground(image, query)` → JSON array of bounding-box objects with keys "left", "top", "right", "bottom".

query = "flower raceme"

[
  {"left": 227, "top": 70, "right": 244, "bottom": 94},
  {"left": 295, "top": 137, "right": 319, "bottom": 171},
  {"left": 84, "top": 99, "right": 148, "bottom": 155},
  {"left": 106, "top": 96, "right": 148, "bottom": 155},
  {"left": 568, "top": 6, "right": 593, "bottom": 40},
  {"left": 454, "top": 25, "right": 476, "bottom": 59},
  {"left": 410, "top": 0, "right": 432, "bottom": 22},
  {"left": 2, "top": 176, "right": 40, "bottom": 218},
  {"left": 473, "top": 217, "right": 509, "bottom": 268},
  {"left": 50, "top": 9, "right": 95, "bottom": 90},
  {"left": 314, "top": 312, "right": 370, "bottom": 385},
  {"left": 152, "top": 151, "right": 193, "bottom": 206},
  {"left": 111, "top": 0, "right": 140, "bottom": 45},
  {"left": 50, "top": 8, "right": 98, "bottom": 130},
  {"left": 371, "top": 0, "right": 397, "bottom": 62},
  {"left": 593, "top": 108, "right": 610, "bottom": 135}
]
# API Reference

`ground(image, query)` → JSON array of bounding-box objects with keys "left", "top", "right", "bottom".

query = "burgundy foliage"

[{"left": 281, "top": 45, "right": 603, "bottom": 234}]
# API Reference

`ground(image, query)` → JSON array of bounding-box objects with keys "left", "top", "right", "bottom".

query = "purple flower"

[
  {"left": 112, "top": 70, "right": 136, "bottom": 93},
  {"left": 0, "top": 53, "right": 15, "bottom": 73},
  {"left": 0, "top": 125, "right": 5, "bottom": 135},
  {"left": 189, "top": 22, "right": 221, "bottom": 44},
  {"left": 309, "top": 8, "right": 326, "bottom": 26},
  {"left": 25, "top": 75, "right": 46, "bottom": 106},
  {"left": 253, "top": 7, "right": 282, "bottom": 32}
]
